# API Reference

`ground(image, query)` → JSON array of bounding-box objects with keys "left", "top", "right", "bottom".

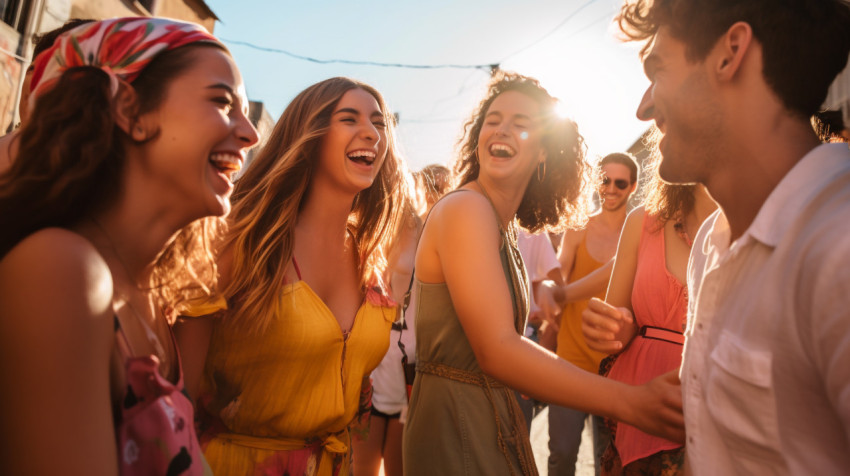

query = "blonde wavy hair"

[{"left": 220, "top": 77, "right": 408, "bottom": 333}]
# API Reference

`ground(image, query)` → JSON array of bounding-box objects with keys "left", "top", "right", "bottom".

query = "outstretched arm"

[
  {"left": 561, "top": 258, "right": 614, "bottom": 302},
  {"left": 582, "top": 207, "right": 643, "bottom": 354},
  {"left": 421, "top": 196, "right": 683, "bottom": 442}
]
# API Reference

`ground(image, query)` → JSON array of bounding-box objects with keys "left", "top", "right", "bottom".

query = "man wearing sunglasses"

[
  {"left": 618, "top": 0, "right": 850, "bottom": 474},
  {"left": 545, "top": 152, "right": 638, "bottom": 476}
]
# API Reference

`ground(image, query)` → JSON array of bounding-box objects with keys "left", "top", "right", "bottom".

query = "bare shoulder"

[
  {"left": 620, "top": 206, "right": 646, "bottom": 242},
  {"left": 427, "top": 190, "right": 500, "bottom": 241},
  {"left": 561, "top": 226, "right": 587, "bottom": 250},
  {"left": 416, "top": 190, "right": 501, "bottom": 282},
  {"left": 624, "top": 206, "right": 646, "bottom": 229},
  {"left": 0, "top": 228, "right": 114, "bottom": 333}
]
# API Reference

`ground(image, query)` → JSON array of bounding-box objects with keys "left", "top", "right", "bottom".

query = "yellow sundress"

[{"left": 183, "top": 280, "right": 396, "bottom": 476}]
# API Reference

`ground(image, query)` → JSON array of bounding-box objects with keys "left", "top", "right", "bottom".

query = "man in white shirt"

[{"left": 617, "top": 0, "right": 850, "bottom": 473}]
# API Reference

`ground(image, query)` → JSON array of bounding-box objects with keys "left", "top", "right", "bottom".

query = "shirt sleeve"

[{"left": 807, "top": 233, "right": 850, "bottom": 441}]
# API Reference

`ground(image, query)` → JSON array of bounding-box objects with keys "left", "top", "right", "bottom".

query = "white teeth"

[
  {"left": 209, "top": 153, "right": 243, "bottom": 178},
  {"left": 347, "top": 150, "right": 376, "bottom": 165},
  {"left": 489, "top": 143, "right": 516, "bottom": 157},
  {"left": 347, "top": 150, "right": 377, "bottom": 159},
  {"left": 210, "top": 153, "right": 241, "bottom": 166}
]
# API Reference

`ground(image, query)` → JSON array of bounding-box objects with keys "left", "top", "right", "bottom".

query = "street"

[{"left": 529, "top": 406, "right": 596, "bottom": 476}]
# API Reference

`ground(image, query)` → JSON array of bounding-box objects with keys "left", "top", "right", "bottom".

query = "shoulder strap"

[{"left": 473, "top": 179, "right": 508, "bottom": 234}]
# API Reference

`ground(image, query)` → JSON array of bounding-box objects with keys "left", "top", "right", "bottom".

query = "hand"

[
  {"left": 527, "top": 309, "right": 544, "bottom": 327},
  {"left": 535, "top": 280, "right": 563, "bottom": 329},
  {"left": 581, "top": 298, "right": 636, "bottom": 354},
  {"left": 623, "top": 370, "right": 685, "bottom": 444}
]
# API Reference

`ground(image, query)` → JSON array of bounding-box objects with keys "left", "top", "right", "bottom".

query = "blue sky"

[{"left": 206, "top": 0, "right": 651, "bottom": 172}]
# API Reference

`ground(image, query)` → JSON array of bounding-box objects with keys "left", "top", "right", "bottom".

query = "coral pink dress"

[{"left": 606, "top": 213, "right": 686, "bottom": 466}]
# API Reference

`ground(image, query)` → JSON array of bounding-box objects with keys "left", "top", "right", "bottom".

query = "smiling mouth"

[
  {"left": 347, "top": 149, "right": 377, "bottom": 166},
  {"left": 209, "top": 153, "right": 243, "bottom": 181},
  {"left": 489, "top": 143, "right": 516, "bottom": 158}
]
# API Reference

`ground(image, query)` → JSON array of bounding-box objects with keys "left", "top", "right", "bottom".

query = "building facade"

[{"left": 0, "top": 0, "right": 218, "bottom": 133}]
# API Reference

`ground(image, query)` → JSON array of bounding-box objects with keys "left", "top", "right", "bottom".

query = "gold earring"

[{"left": 537, "top": 161, "right": 546, "bottom": 181}]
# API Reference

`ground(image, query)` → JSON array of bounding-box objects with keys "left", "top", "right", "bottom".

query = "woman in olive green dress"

[{"left": 402, "top": 72, "right": 685, "bottom": 476}]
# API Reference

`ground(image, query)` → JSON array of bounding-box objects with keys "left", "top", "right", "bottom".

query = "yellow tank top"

[{"left": 555, "top": 236, "right": 607, "bottom": 373}]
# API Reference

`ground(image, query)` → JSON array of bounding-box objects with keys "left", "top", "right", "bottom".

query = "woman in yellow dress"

[{"left": 175, "top": 77, "right": 408, "bottom": 476}]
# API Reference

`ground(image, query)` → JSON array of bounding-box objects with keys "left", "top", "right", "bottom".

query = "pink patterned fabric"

[
  {"left": 29, "top": 17, "right": 221, "bottom": 101},
  {"left": 117, "top": 354, "right": 211, "bottom": 476}
]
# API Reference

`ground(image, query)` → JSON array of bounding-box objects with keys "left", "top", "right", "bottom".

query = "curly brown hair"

[
  {"left": 617, "top": 0, "right": 850, "bottom": 119},
  {"left": 640, "top": 130, "right": 696, "bottom": 227},
  {"left": 454, "top": 71, "right": 589, "bottom": 233}
]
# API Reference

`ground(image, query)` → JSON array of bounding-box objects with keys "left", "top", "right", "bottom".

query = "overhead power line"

[
  {"left": 221, "top": 38, "right": 497, "bottom": 72},
  {"left": 498, "top": 0, "right": 600, "bottom": 63}
]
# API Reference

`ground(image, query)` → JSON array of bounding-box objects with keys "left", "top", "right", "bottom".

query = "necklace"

[{"left": 89, "top": 217, "right": 168, "bottom": 361}]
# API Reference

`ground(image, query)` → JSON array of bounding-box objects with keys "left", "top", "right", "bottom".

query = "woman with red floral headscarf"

[{"left": 0, "top": 17, "right": 259, "bottom": 475}]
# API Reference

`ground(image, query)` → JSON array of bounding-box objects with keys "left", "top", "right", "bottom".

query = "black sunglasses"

[{"left": 602, "top": 177, "right": 631, "bottom": 190}]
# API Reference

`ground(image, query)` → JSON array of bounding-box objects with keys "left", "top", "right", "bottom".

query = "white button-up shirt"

[{"left": 682, "top": 143, "right": 850, "bottom": 475}]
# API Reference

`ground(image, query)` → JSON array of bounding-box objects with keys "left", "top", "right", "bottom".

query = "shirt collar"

[{"left": 738, "top": 143, "right": 850, "bottom": 248}]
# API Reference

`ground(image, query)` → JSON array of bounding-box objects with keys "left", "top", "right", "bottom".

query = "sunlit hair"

[
  {"left": 617, "top": 0, "right": 850, "bottom": 119},
  {"left": 221, "top": 77, "right": 408, "bottom": 333},
  {"left": 455, "top": 71, "right": 589, "bottom": 233},
  {"left": 385, "top": 170, "right": 422, "bottom": 299},
  {"left": 0, "top": 44, "right": 227, "bottom": 322},
  {"left": 416, "top": 164, "right": 452, "bottom": 204},
  {"left": 640, "top": 130, "right": 695, "bottom": 227}
]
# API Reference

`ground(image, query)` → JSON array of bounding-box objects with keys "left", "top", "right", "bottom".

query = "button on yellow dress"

[{"left": 183, "top": 281, "right": 396, "bottom": 476}]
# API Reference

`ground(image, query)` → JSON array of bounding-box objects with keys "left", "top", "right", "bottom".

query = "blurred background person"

[{"left": 547, "top": 152, "right": 638, "bottom": 476}]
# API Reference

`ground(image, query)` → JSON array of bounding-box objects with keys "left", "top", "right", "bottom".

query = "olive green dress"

[{"left": 402, "top": 190, "right": 539, "bottom": 476}]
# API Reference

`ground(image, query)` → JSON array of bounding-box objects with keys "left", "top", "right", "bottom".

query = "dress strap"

[
  {"left": 113, "top": 315, "right": 135, "bottom": 358},
  {"left": 291, "top": 256, "right": 303, "bottom": 280},
  {"left": 474, "top": 180, "right": 509, "bottom": 235}
]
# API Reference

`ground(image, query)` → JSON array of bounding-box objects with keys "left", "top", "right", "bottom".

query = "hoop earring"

[{"left": 537, "top": 161, "right": 546, "bottom": 181}]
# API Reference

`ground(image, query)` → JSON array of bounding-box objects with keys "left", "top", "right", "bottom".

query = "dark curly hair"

[
  {"left": 454, "top": 71, "right": 589, "bottom": 233},
  {"left": 617, "top": 0, "right": 850, "bottom": 120},
  {"left": 0, "top": 43, "right": 227, "bottom": 320}
]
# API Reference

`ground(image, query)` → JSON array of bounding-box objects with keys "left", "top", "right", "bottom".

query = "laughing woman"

[
  {"left": 175, "top": 77, "right": 408, "bottom": 476},
  {"left": 0, "top": 18, "right": 259, "bottom": 475},
  {"left": 402, "top": 72, "right": 685, "bottom": 476}
]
